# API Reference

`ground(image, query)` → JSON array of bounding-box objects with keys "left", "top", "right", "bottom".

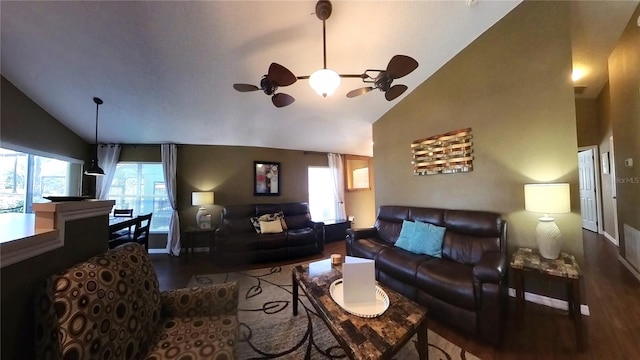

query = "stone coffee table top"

[{"left": 292, "top": 259, "right": 429, "bottom": 359}]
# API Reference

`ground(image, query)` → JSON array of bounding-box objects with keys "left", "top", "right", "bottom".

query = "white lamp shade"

[
  {"left": 309, "top": 68, "right": 341, "bottom": 97},
  {"left": 524, "top": 183, "right": 570, "bottom": 214},
  {"left": 192, "top": 191, "right": 214, "bottom": 206}
]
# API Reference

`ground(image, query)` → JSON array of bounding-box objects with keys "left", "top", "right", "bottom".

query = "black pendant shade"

[{"left": 85, "top": 97, "right": 105, "bottom": 176}]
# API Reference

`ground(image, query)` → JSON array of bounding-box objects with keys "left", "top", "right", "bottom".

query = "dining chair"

[
  {"left": 113, "top": 208, "right": 134, "bottom": 217},
  {"left": 133, "top": 213, "right": 153, "bottom": 251}
]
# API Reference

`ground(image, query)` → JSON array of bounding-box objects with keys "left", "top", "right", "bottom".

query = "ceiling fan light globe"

[{"left": 309, "top": 69, "right": 341, "bottom": 97}]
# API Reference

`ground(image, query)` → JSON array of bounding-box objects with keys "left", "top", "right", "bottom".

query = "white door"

[{"left": 578, "top": 149, "right": 598, "bottom": 232}]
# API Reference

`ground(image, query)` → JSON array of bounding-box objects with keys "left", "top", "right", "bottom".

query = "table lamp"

[
  {"left": 192, "top": 191, "right": 214, "bottom": 229},
  {"left": 524, "top": 183, "right": 570, "bottom": 259}
]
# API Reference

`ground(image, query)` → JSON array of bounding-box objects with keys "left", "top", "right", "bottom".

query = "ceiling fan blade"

[
  {"left": 346, "top": 87, "right": 374, "bottom": 98},
  {"left": 272, "top": 93, "right": 295, "bottom": 108},
  {"left": 267, "top": 63, "right": 297, "bottom": 87},
  {"left": 233, "top": 83, "right": 260, "bottom": 92},
  {"left": 386, "top": 55, "right": 419, "bottom": 79},
  {"left": 385, "top": 84, "right": 408, "bottom": 101}
]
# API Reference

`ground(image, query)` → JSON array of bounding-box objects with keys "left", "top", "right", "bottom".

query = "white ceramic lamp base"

[
  {"left": 196, "top": 207, "right": 210, "bottom": 229},
  {"left": 535, "top": 217, "right": 561, "bottom": 260}
]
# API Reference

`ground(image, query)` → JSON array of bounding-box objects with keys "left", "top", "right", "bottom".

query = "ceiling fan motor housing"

[
  {"left": 316, "top": 0, "right": 332, "bottom": 21},
  {"left": 375, "top": 74, "right": 393, "bottom": 92},
  {"left": 260, "top": 77, "right": 277, "bottom": 95}
]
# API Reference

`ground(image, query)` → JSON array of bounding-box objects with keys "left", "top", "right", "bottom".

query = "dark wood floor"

[{"left": 150, "top": 230, "right": 640, "bottom": 359}]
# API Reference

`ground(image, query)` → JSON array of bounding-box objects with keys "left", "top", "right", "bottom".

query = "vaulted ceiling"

[{"left": 2, "top": 1, "right": 637, "bottom": 156}]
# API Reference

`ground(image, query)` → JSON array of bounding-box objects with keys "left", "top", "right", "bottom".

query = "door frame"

[
  {"left": 578, "top": 145, "right": 604, "bottom": 234},
  {"left": 609, "top": 136, "right": 619, "bottom": 245}
]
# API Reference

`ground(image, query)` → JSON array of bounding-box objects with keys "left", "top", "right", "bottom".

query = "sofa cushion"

[
  {"left": 377, "top": 247, "right": 432, "bottom": 284},
  {"left": 415, "top": 259, "right": 476, "bottom": 310},
  {"left": 413, "top": 221, "right": 446, "bottom": 258},
  {"left": 251, "top": 212, "right": 286, "bottom": 233},
  {"left": 287, "top": 228, "right": 317, "bottom": 246},
  {"left": 260, "top": 219, "right": 283, "bottom": 234},
  {"left": 257, "top": 232, "right": 288, "bottom": 249},
  {"left": 394, "top": 220, "right": 416, "bottom": 251},
  {"left": 146, "top": 314, "right": 237, "bottom": 359}
]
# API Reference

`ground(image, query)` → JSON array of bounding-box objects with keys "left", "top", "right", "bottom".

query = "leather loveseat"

[
  {"left": 216, "top": 202, "right": 324, "bottom": 264},
  {"left": 34, "top": 243, "right": 239, "bottom": 359},
  {"left": 346, "top": 205, "right": 507, "bottom": 345}
]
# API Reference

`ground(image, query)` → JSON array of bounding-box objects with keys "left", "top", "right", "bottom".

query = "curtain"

[
  {"left": 327, "top": 153, "right": 347, "bottom": 220},
  {"left": 162, "top": 144, "right": 181, "bottom": 256},
  {"left": 95, "top": 144, "right": 121, "bottom": 200}
]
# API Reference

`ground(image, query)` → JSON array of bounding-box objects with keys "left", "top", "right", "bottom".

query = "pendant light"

[{"left": 85, "top": 97, "right": 105, "bottom": 176}]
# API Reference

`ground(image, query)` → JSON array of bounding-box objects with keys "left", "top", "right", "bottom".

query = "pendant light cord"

[
  {"left": 95, "top": 101, "right": 99, "bottom": 145},
  {"left": 322, "top": 20, "right": 327, "bottom": 70}
]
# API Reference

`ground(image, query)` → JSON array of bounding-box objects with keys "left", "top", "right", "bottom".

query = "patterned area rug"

[{"left": 189, "top": 263, "right": 480, "bottom": 360}]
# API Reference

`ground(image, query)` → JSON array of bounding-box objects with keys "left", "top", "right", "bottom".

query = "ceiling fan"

[
  {"left": 232, "top": 0, "right": 418, "bottom": 107},
  {"left": 233, "top": 63, "right": 298, "bottom": 108}
]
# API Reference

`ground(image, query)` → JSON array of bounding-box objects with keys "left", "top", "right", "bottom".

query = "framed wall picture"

[{"left": 254, "top": 161, "right": 280, "bottom": 196}]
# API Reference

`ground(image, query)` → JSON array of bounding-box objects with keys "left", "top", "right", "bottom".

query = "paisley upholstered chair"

[{"left": 34, "top": 243, "right": 239, "bottom": 359}]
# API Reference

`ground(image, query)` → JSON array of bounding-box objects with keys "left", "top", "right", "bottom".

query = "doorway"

[{"left": 578, "top": 146, "right": 602, "bottom": 233}]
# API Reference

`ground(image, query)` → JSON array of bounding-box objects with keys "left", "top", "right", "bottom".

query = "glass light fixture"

[
  {"left": 85, "top": 97, "right": 105, "bottom": 176},
  {"left": 309, "top": 68, "right": 341, "bottom": 97}
]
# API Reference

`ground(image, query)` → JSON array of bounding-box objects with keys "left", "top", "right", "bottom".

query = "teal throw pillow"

[
  {"left": 412, "top": 221, "right": 446, "bottom": 258},
  {"left": 394, "top": 220, "right": 417, "bottom": 252}
]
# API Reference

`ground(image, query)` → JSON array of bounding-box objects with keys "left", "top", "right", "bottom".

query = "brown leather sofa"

[
  {"left": 216, "top": 202, "right": 324, "bottom": 264},
  {"left": 346, "top": 205, "right": 507, "bottom": 345}
]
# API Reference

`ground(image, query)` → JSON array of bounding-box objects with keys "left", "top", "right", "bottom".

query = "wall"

[
  {"left": 372, "top": 2, "right": 581, "bottom": 296},
  {"left": 1, "top": 76, "right": 89, "bottom": 161},
  {"left": 607, "top": 5, "right": 640, "bottom": 257},
  {"left": 596, "top": 84, "right": 617, "bottom": 239},
  {"left": 575, "top": 99, "right": 600, "bottom": 148},
  {"left": 0, "top": 216, "right": 109, "bottom": 360}
]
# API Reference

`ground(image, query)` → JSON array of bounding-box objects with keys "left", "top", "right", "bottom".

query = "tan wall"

[
  {"left": 607, "top": 4, "right": 640, "bottom": 255},
  {"left": 372, "top": 0, "right": 582, "bottom": 292},
  {"left": 575, "top": 99, "right": 600, "bottom": 148}
]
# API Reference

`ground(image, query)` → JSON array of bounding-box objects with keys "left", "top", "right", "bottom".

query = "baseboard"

[
  {"left": 618, "top": 255, "right": 640, "bottom": 283},
  {"left": 508, "top": 288, "right": 590, "bottom": 316},
  {"left": 604, "top": 231, "right": 618, "bottom": 246}
]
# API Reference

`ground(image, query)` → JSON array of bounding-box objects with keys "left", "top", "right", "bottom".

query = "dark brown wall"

[
  {"left": 606, "top": 4, "right": 640, "bottom": 257},
  {"left": 0, "top": 216, "right": 109, "bottom": 360}
]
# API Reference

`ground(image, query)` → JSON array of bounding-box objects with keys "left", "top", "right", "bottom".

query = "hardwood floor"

[{"left": 150, "top": 230, "right": 640, "bottom": 359}]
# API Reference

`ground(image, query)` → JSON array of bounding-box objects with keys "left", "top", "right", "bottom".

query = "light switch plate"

[{"left": 625, "top": 158, "right": 633, "bottom": 167}]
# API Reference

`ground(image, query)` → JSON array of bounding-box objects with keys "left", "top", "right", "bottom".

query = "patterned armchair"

[{"left": 34, "top": 243, "right": 239, "bottom": 360}]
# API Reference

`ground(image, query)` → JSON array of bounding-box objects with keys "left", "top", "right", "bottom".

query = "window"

[
  {"left": 109, "top": 163, "right": 170, "bottom": 232},
  {"left": 0, "top": 147, "right": 82, "bottom": 213},
  {"left": 308, "top": 167, "right": 337, "bottom": 222}
]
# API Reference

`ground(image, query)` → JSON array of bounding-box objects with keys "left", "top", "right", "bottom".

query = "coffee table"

[{"left": 292, "top": 259, "right": 429, "bottom": 360}]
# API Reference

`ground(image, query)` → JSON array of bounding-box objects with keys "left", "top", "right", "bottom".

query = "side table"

[
  {"left": 182, "top": 226, "right": 216, "bottom": 263},
  {"left": 510, "top": 247, "right": 584, "bottom": 351}
]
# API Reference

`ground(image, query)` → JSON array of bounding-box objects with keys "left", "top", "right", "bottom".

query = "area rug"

[{"left": 189, "top": 263, "right": 480, "bottom": 360}]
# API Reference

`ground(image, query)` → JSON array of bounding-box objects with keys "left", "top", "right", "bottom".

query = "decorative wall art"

[
  {"left": 411, "top": 128, "right": 473, "bottom": 175},
  {"left": 254, "top": 161, "right": 280, "bottom": 196}
]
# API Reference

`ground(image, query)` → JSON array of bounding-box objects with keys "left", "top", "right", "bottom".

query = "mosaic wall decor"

[{"left": 411, "top": 128, "right": 473, "bottom": 175}]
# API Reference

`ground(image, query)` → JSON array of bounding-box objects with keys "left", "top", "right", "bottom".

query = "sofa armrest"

[
  {"left": 346, "top": 227, "right": 378, "bottom": 241},
  {"left": 161, "top": 282, "right": 239, "bottom": 318},
  {"left": 473, "top": 252, "right": 506, "bottom": 283}
]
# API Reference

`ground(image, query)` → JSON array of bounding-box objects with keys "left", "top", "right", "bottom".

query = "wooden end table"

[
  {"left": 182, "top": 226, "right": 216, "bottom": 262},
  {"left": 292, "top": 259, "right": 429, "bottom": 360},
  {"left": 510, "top": 247, "right": 584, "bottom": 351}
]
